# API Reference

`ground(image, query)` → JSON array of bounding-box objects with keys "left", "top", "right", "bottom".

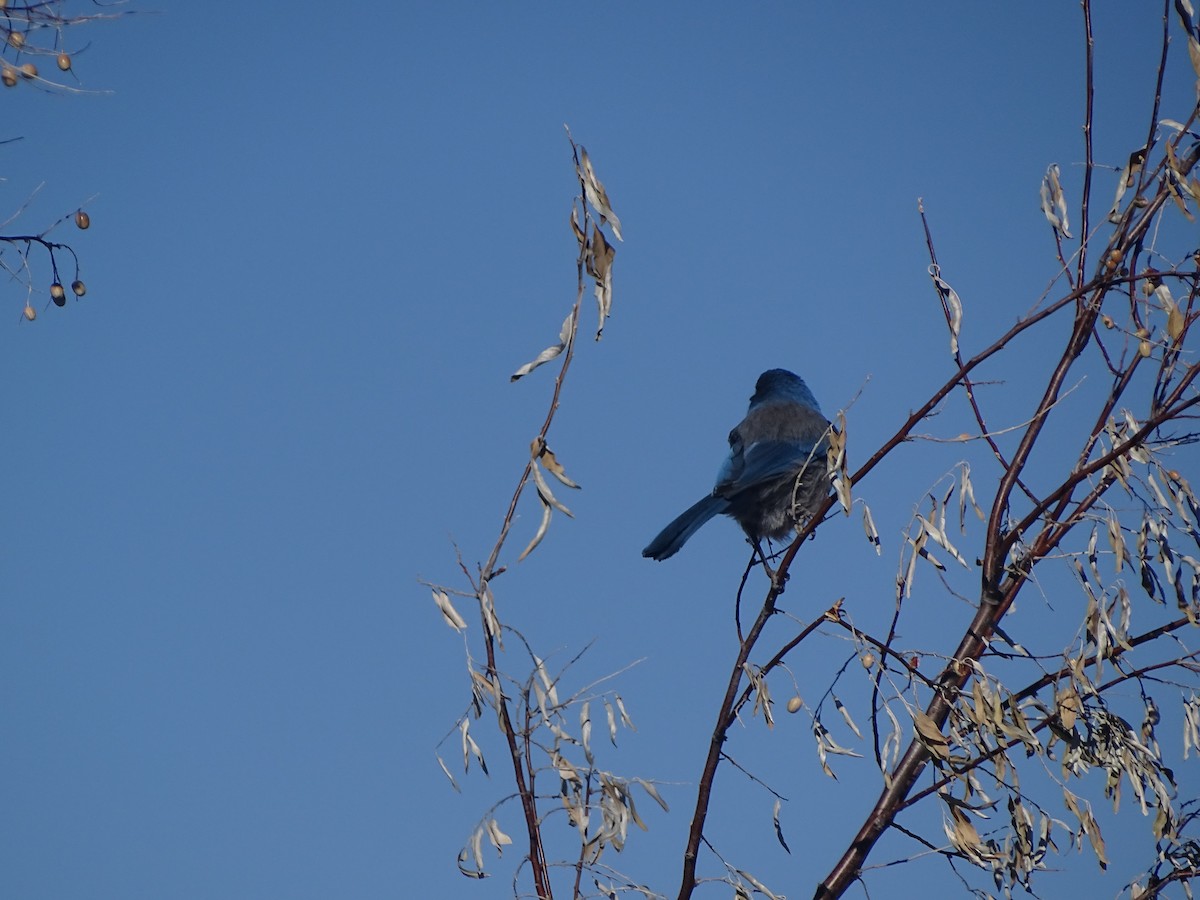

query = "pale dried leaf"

[
  {"left": 614, "top": 694, "right": 635, "bottom": 730},
  {"left": 958, "top": 463, "right": 985, "bottom": 527},
  {"left": 532, "top": 459, "right": 575, "bottom": 517},
  {"left": 577, "top": 146, "right": 623, "bottom": 240},
  {"left": 861, "top": 502, "right": 881, "bottom": 554},
  {"left": 486, "top": 818, "right": 513, "bottom": 852},
  {"left": 1107, "top": 510, "right": 1128, "bottom": 572},
  {"left": 734, "top": 868, "right": 781, "bottom": 900},
  {"left": 917, "top": 513, "right": 970, "bottom": 568},
  {"left": 834, "top": 695, "right": 863, "bottom": 739},
  {"left": 510, "top": 310, "right": 575, "bottom": 381},
  {"left": 633, "top": 778, "right": 669, "bottom": 812},
  {"left": 457, "top": 827, "right": 486, "bottom": 878},
  {"left": 460, "top": 718, "right": 489, "bottom": 775},
  {"left": 931, "top": 268, "right": 963, "bottom": 355},
  {"left": 436, "top": 753, "right": 462, "bottom": 792},
  {"left": 581, "top": 701, "right": 593, "bottom": 765},
  {"left": 1108, "top": 147, "right": 1146, "bottom": 222},
  {"left": 1040, "top": 163, "right": 1072, "bottom": 238},
  {"left": 517, "top": 493, "right": 553, "bottom": 561},
  {"left": 433, "top": 589, "right": 468, "bottom": 632},
  {"left": 604, "top": 698, "right": 619, "bottom": 745}
]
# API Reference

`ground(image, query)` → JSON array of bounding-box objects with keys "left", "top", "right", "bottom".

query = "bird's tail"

[{"left": 642, "top": 495, "right": 730, "bottom": 561}]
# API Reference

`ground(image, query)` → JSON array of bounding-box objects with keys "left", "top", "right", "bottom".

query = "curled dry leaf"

[
  {"left": 929, "top": 266, "right": 963, "bottom": 355},
  {"left": 510, "top": 310, "right": 575, "bottom": 381},
  {"left": 1057, "top": 683, "right": 1081, "bottom": 731},
  {"left": 773, "top": 798, "right": 791, "bottom": 853},
  {"left": 913, "top": 708, "right": 951, "bottom": 761},
  {"left": 1107, "top": 146, "right": 1147, "bottom": 222},
  {"left": 432, "top": 589, "right": 468, "bottom": 632},
  {"left": 1039, "top": 163, "right": 1072, "bottom": 238},
  {"left": 538, "top": 443, "right": 581, "bottom": 488},
  {"left": 577, "top": 146, "right": 623, "bottom": 241},
  {"left": 587, "top": 225, "right": 615, "bottom": 340}
]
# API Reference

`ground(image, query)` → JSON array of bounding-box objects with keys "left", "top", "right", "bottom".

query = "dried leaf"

[
  {"left": 511, "top": 310, "right": 576, "bottom": 381},
  {"left": 432, "top": 589, "right": 468, "bottom": 632},
  {"left": 460, "top": 718, "right": 488, "bottom": 775},
  {"left": 539, "top": 443, "right": 580, "bottom": 488},
  {"left": 1057, "top": 684, "right": 1081, "bottom": 731},
  {"left": 604, "top": 698, "right": 618, "bottom": 745},
  {"left": 517, "top": 493, "right": 553, "bottom": 561},
  {"left": 587, "top": 226, "right": 616, "bottom": 340},
  {"left": 581, "top": 701, "right": 594, "bottom": 765},
  {"left": 958, "top": 463, "right": 985, "bottom": 527},
  {"left": 772, "top": 798, "right": 791, "bottom": 854},
  {"left": 917, "top": 513, "right": 970, "bottom": 568},
  {"left": 1040, "top": 163, "right": 1072, "bottom": 238},
  {"left": 834, "top": 694, "right": 863, "bottom": 739},
  {"left": 436, "top": 753, "right": 461, "bottom": 792},
  {"left": 577, "top": 146, "right": 623, "bottom": 240},
  {"left": 532, "top": 458, "right": 575, "bottom": 517},
  {"left": 734, "top": 868, "right": 781, "bottom": 900},
  {"left": 614, "top": 694, "right": 635, "bottom": 731},
  {"left": 570, "top": 205, "right": 585, "bottom": 247},
  {"left": 633, "top": 778, "right": 669, "bottom": 812},
  {"left": 485, "top": 818, "right": 513, "bottom": 852},
  {"left": 913, "top": 708, "right": 951, "bottom": 761},
  {"left": 1107, "top": 147, "right": 1147, "bottom": 222},
  {"left": 861, "top": 502, "right": 881, "bottom": 554},
  {"left": 457, "top": 827, "right": 486, "bottom": 878},
  {"left": 931, "top": 267, "right": 963, "bottom": 355}
]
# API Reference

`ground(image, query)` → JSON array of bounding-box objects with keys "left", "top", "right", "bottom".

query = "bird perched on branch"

[{"left": 642, "top": 369, "right": 831, "bottom": 561}]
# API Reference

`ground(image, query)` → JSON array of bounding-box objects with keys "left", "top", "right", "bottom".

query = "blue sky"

[{"left": 2, "top": 2, "right": 1198, "bottom": 898}]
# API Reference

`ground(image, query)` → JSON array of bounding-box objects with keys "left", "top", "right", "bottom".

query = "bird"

[{"left": 642, "top": 369, "right": 832, "bottom": 561}]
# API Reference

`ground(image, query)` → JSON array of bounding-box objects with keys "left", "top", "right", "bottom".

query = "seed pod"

[
  {"left": 23, "top": 303, "right": 36, "bottom": 321},
  {"left": 8, "top": 31, "right": 25, "bottom": 50},
  {"left": 786, "top": 696, "right": 803, "bottom": 714},
  {"left": 74, "top": 210, "right": 90, "bottom": 230},
  {"left": 1, "top": 67, "right": 16, "bottom": 88},
  {"left": 19, "top": 62, "right": 36, "bottom": 79},
  {"left": 1139, "top": 339, "right": 1153, "bottom": 358},
  {"left": 71, "top": 279, "right": 86, "bottom": 297},
  {"left": 50, "top": 283, "right": 66, "bottom": 307},
  {"left": 56, "top": 52, "right": 71, "bottom": 72}
]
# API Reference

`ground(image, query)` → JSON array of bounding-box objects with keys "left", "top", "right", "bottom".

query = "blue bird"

[{"left": 642, "top": 369, "right": 832, "bottom": 561}]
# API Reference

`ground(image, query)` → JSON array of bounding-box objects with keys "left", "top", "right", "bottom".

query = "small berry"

[
  {"left": 50, "top": 283, "right": 66, "bottom": 307},
  {"left": 56, "top": 53, "right": 71, "bottom": 72},
  {"left": 71, "top": 279, "right": 86, "bottom": 297},
  {"left": 19, "top": 62, "right": 36, "bottom": 79},
  {"left": 74, "top": 210, "right": 90, "bottom": 230},
  {"left": 1, "top": 67, "right": 15, "bottom": 88},
  {"left": 23, "top": 303, "right": 35, "bottom": 321}
]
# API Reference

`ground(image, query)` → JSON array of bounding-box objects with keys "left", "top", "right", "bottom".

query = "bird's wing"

[{"left": 715, "top": 438, "right": 824, "bottom": 495}]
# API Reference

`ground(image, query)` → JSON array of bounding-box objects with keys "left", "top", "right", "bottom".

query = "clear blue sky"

[{"left": 2, "top": 2, "right": 1197, "bottom": 898}]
